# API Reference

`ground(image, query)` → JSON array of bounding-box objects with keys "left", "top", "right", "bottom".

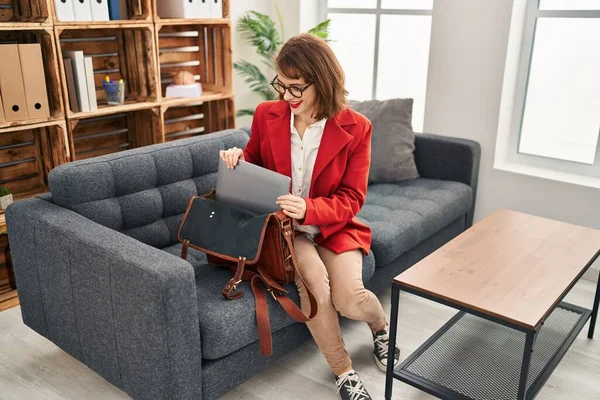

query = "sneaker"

[
  {"left": 372, "top": 329, "right": 400, "bottom": 372},
  {"left": 335, "top": 371, "right": 372, "bottom": 400}
]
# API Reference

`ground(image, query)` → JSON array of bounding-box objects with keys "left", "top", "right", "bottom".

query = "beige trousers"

[{"left": 294, "top": 235, "right": 387, "bottom": 376}]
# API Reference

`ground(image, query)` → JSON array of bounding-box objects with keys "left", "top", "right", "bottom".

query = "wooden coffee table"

[{"left": 385, "top": 209, "right": 600, "bottom": 400}]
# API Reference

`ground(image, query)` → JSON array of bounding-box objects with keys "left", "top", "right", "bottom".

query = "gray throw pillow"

[{"left": 348, "top": 98, "right": 419, "bottom": 183}]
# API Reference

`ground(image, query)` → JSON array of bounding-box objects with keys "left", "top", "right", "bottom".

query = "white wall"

[
  {"left": 299, "top": 0, "right": 322, "bottom": 32},
  {"left": 230, "top": 0, "right": 301, "bottom": 128},
  {"left": 424, "top": 0, "right": 600, "bottom": 279}
]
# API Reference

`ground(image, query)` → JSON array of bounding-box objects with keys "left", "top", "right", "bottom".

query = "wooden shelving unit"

[
  {"left": 0, "top": 0, "right": 235, "bottom": 309},
  {"left": 56, "top": 25, "right": 159, "bottom": 117},
  {"left": 0, "top": 0, "right": 55, "bottom": 24},
  {"left": 0, "top": 0, "right": 235, "bottom": 182}
]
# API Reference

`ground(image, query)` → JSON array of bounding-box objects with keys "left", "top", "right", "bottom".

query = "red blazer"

[{"left": 243, "top": 100, "right": 372, "bottom": 255}]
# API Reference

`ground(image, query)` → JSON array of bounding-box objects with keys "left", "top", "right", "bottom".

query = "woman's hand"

[
  {"left": 276, "top": 195, "right": 306, "bottom": 220},
  {"left": 219, "top": 147, "right": 244, "bottom": 169}
]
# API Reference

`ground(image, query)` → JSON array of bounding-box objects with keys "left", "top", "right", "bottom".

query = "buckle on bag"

[
  {"left": 267, "top": 288, "right": 279, "bottom": 300},
  {"left": 281, "top": 218, "right": 291, "bottom": 230},
  {"left": 223, "top": 278, "right": 244, "bottom": 300},
  {"left": 225, "top": 279, "right": 242, "bottom": 292}
]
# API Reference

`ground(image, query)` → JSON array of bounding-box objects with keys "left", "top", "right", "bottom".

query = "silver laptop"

[{"left": 216, "top": 158, "right": 291, "bottom": 215}]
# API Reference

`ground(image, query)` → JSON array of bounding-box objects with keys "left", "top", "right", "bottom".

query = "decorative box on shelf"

[{"left": 166, "top": 83, "right": 203, "bottom": 98}]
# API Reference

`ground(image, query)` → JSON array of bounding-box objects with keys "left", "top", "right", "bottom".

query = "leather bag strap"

[
  {"left": 222, "top": 256, "right": 247, "bottom": 300},
  {"left": 181, "top": 240, "right": 190, "bottom": 260},
  {"left": 250, "top": 275, "right": 273, "bottom": 356},
  {"left": 281, "top": 222, "right": 318, "bottom": 319},
  {"left": 250, "top": 271, "right": 315, "bottom": 356},
  {"left": 250, "top": 220, "right": 319, "bottom": 356}
]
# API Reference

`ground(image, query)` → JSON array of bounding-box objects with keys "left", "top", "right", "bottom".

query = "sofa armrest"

[
  {"left": 6, "top": 198, "right": 202, "bottom": 400},
  {"left": 414, "top": 133, "right": 481, "bottom": 227},
  {"left": 240, "top": 126, "right": 251, "bottom": 137}
]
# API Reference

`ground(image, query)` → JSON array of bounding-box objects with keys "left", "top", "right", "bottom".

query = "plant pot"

[{"left": 0, "top": 194, "right": 13, "bottom": 210}]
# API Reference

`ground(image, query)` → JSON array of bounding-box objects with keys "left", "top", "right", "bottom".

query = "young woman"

[{"left": 220, "top": 33, "right": 400, "bottom": 400}]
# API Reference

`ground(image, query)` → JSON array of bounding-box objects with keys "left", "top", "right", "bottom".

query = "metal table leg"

[
  {"left": 588, "top": 268, "right": 600, "bottom": 339},
  {"left": 517, "top": 330, "right": 535, "bottom": 400},
  {"left": 385, "top": 284, "right": 400, "bottom": 400}
]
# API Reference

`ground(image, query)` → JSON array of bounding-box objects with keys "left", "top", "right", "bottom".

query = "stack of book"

[
  {"left": 63, "top": 51, "right": 98, "bottom": 113},
  {"left": 55, "top": 0, "right": 128, "bottom": 22},
  {"left": 0, "top": 44, "right": 50, "bottom": 123}
]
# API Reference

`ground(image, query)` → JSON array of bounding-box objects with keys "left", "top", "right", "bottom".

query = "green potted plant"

[
  {"left": 234, "top": 7, "right": 331, "bottom": 116},
  {"left": 0, "top": 186, "right": 12, "bottom": 210}
]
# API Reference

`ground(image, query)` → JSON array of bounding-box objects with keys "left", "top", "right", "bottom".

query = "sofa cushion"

[
  {"left": 48, "top": 130, "right": 249, "bottom": 248},
  {"left": 358, "top": 178, "right": 472, "bottom": 266},
  {"left": 161, "top": 243, "right": 376, "bottom": 360},
  {"left": 162, "top": 244, "right": 209, "bottom": 275},
  {"left": 349, "top": 98, "right": 419, "bottom": 184}
]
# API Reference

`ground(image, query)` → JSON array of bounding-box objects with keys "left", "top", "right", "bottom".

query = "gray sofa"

[{"left": 7, "top": 128, "right": 480, "bottom": 400}]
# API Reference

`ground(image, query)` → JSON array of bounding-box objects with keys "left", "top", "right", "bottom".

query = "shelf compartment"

[
  {"left": 154, "top": 0, "right": 230, "bottom": 23},
  {"left": 156, "top": 23, "right": 232, "bottom": 99},
  {"left": 57, "top": 26, "right": 159, "bottom": 117},
  {"left": 160, "top": 97, "right": 234, "bottom": 143},
  {"left": 0, "top": 0, "right": 52, "bottom": 24},
  {"left": 68, "top": 108, "right": 160, "bottom": 160},
  {"left": 0, "top": 27, "right": 64, "bottom": 130},
  {"left": 0, "top": 120, "right": 70, "bottom": 198},
  {"left": 53, "top": 0, "right": 152, "bottom": 24}
]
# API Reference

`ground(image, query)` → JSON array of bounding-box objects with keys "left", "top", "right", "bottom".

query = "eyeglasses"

[{"left": 270, "top": 75, "right": 313, "bottom": 98}]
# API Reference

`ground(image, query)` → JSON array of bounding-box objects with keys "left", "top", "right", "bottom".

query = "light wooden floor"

[{"left": 1, "top": 280, "right": 598, "bottom": 400}]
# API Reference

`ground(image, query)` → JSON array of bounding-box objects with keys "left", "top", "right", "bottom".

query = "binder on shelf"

[
  {"left": 108, "top": 0, "right": 128, "bottom": 20},
  {"left": 107, "top": 0, "right": 120, "bottom": 19},
  {"left": 63, "top": 50, "right": 90, "bottom": 113},
  {"left": 90, "top": 0, "right": 110, "bottom": 21},
  {"left": 210, "top": 0, "right": 222, "bottom": 18},
  {"left": 18, "top": 44, "right": 50, "bottom": 120},
  {"left": 156, "top": 0, "right": 200, "bottom": 19},
  {"left": 0, "top": 93, "right": 5, "bottom": 123},
  {"left": 72, "top": 0, "right": 93, "bottom": 21},
  {"left": 55, "top": 0, "right": 76, "bottom": 21},
  {"left": 63, "top": 59, "right": 80, "bottom": 113},
  {"left": 0, "top": 45, "right": 29, "bottom": 122},
  {"left": 198, "top": 0, "right": 210, "bottom": 18},
  {"left": 84, "top": 56, "right": 98, "bottom": 111}
]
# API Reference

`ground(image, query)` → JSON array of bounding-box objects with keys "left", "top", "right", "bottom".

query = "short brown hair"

[{"left": 276, "top": 33, "right": 348, "bottom": 120}]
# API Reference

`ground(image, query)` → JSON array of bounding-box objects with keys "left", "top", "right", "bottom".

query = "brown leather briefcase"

[{"left": 178, "top": 189, "right": 317, "bottom": 356}]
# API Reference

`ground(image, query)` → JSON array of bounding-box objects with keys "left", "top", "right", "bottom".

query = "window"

[
  {"left": 495, "top": 0, "right": 600, "bottom": 187},
  {"left": 326, "top": 0, "right": 433, "bottom": 131}
]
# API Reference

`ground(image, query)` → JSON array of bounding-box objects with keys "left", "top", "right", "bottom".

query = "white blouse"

[{"left": 290, "top": 113, "right": 327, "bottom": 238}]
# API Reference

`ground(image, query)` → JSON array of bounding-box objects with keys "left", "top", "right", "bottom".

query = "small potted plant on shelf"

[{"left": 0, "top": 186, "right": 13, "bottom": 210}]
